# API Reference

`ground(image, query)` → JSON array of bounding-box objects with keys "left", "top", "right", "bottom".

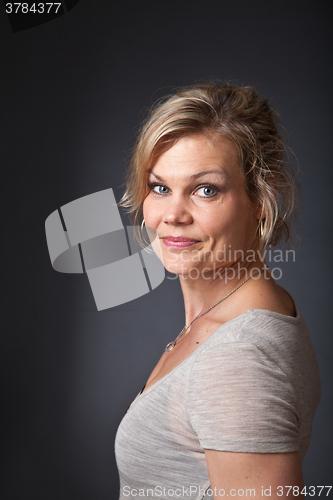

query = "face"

[{"left": 143, "top": 134, "right": 260, "bottom": 278}]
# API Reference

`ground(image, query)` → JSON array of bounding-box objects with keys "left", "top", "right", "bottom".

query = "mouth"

[{"left": 162, "top": 236, "right": 200, "bottom": 249}]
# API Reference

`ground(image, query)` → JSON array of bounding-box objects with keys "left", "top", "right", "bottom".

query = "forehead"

[{"left": 149, "top": 134, "right": 241, "bottom": 179}]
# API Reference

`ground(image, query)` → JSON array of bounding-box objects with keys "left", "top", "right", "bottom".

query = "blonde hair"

[{"left": 120, "top": 83, "right": 297, "bottom": 247}]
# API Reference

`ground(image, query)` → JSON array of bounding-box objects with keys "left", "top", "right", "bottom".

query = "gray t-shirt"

[{"left": 115, "top": 305, "right": 321, "bottom": 499}]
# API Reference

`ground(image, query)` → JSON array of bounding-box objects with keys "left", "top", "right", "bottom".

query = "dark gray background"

[{"left": 1, "top": 1, "right": 332, "bottom": 498}]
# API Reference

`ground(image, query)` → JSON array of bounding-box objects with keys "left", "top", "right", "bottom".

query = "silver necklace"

[{"left": 164, "top": 271, "right": 260, "bottom": 352}]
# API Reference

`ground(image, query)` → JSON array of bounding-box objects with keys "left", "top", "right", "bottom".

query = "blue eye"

[
  {"left": 196, "top": 186, "right": 216, "bottom": 197},
  {"left": 152, "top": 185, "right": 169, "bottom": 194}
]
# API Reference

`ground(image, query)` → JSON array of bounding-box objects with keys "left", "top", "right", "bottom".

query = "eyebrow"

[{"left": 148, "top": 170, "right": 228, "bottom": 181}]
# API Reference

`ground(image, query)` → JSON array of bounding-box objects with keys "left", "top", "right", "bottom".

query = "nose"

[{"left": 163, "top": 196, "right": 193, "bottom": 225}]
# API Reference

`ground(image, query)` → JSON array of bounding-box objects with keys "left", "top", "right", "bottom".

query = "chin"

[
  {"left": 163, "top": 260, "right": 202, "bottom": 278},
  {"left": 163, "top": 262, "right": 184, "bottom": 276}
]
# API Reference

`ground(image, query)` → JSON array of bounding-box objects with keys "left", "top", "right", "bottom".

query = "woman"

[{"left": 115, "top": 83, "right": 321, "bottom": 499}]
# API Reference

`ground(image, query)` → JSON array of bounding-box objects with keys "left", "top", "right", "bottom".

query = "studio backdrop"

[{"left": 1, "top": 1, "right": 332, "bottom": 499}]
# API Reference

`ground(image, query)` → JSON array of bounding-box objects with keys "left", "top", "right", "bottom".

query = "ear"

[
  {"left": 254, "top": 204, "right": 265, "bottom": 220},
  {"left": 254, "top": 174, "right": 279, "bottom": 221}
]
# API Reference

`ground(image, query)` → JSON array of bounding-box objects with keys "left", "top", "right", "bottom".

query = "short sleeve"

[{"left": 186, "top": 342, "right": 300, "bottom": 453}]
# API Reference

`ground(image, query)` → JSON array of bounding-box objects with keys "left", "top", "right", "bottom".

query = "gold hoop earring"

[
  {"left": 140, "top": 218, "right": 151, "bottom": 248},
  {"left": 258, "top": 219, "right": 265, "bottom": 242}
]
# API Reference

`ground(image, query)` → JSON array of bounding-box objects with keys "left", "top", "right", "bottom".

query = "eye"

[
  {"left": 195, "top": 185, "right": 217, "bottom": 197},
  {"left": 149, "top": 183, "right": 170, "bottom": 195}
]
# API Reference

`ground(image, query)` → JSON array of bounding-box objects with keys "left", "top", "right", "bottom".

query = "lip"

[{"left": 162, "top": 236, "right": 200, "bottom": 248}]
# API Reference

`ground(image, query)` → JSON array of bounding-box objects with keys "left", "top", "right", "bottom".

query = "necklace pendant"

[{"left": 165, "top": 342, "right": 175, "bottom": 352}]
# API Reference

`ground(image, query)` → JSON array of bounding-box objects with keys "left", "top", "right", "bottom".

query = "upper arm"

[
  {"left": 204, "top": 449, "right": 304, "bottom": 500},
  {"left": 187, "top": 341, "right": 303, "bottom": 498},
  {"left": 187, "top": 342, "right": 300, "bottom": 453}
]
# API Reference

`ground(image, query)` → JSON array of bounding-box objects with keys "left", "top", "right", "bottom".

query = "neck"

[{"left": 179, "top": 259, "right": 266, "bottom": 326}]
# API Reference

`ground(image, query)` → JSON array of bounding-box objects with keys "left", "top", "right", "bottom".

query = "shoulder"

[
  {"left": 209, "top": 275, "right": 297, "bottom": 330},
  {"left": 248, "top": 280, "right": 296, "bottom": 317},
  {"left": 189, "top": 306, "right": 309, "bottom": 391},
  {"left": 236, "top": 277, "right": 297, "bottom": 318},
  {"left": 200, "top": 304, "right": 302, "bottom": 356}
]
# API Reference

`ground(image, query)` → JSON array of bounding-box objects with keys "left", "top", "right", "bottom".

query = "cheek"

[
  {"left": 143, "top": 199, "right": 159, "bottom": 228},
  {"left": 228, "top": 190, "right": 255, "bottom": 221},
  {"left": 204, "top": 200, "right": 254, "bottom": 244}
]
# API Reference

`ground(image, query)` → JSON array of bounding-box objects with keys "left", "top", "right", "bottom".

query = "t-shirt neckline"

[{"left": 131, "top": 299, "right": 300, "bottom": 405}]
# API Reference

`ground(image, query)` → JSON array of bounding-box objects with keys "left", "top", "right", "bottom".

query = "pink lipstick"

[{"left": 162, "top": 237, "right": 200, "bottom": 248}]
